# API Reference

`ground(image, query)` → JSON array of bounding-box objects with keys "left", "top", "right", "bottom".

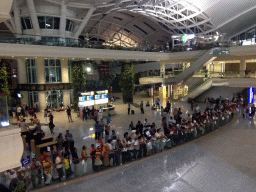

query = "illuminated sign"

[
  {"left": 95, "top": 95, "right": 101, "bottom": 100},
  {"left": 102, "top": 94, "right": 108, "bottom": 99},
  {"left": 248, "top": 87, "right": 254, "bottom": 104},
  {"left": 181, "top": 34, "right": 195, "bottom": 43},
  {"left": 79, "top": 97, "right": 86, "bottom": 102},
  {"left": 87, "top": 96, "right": 93, "bottom": 100}
]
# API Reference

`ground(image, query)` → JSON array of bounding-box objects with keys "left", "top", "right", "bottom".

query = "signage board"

[
  {"left": 21, "top": 155, "right": 30, "bottom": 167},
  {"left": 95, "top": 95, "right": 101, "bottom": 100},
  {"left": 248, "top": 87, "right": 254, "bottom": 104}
]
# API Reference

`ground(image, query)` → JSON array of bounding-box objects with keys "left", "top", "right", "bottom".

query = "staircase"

[{"left": 164, "top": 49, "right": 216, "bottom": 85}]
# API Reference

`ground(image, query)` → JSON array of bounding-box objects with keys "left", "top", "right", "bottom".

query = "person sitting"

[{"left": 146, "top": 101, "right": 150, "bottom": 107}]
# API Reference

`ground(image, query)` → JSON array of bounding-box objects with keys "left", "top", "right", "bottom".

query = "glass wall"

[
  {"left": 66, "top": 19, "right": 75, "bottom": 32},
  {"left": 28, "top": 91, "right": 38, "bottom": 108},
  {"left": 0, "top": 95, "right": 9, "bottom": 127},
  {"left": 230, "top": 26, "right": 256, "bottom": 46},
  {"left": 38, "top": 16, "right": 60, "bottom": 29},
  {"left": 21, "top": 17, "right": 33, "bottom": 30},
  {"left": 44, "top": 59, "right": 62, "bottom": 83},
  {"left": 46, "top": 90, "right": 63, "bottom": 109},
  {"left": 26, "top": 59, "right": 37, "bottom": 84}
]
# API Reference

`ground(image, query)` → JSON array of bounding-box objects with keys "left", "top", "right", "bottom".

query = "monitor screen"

[
  {"left": 79, "top": 97, "right": 86, "bottom": 102},
  {"left": 87, "top": 96, "right": 93, "bottom": 100},
  {"left": 102, "top": 94, "right": 108, "bottom": 99},
  {"left": 95, "top": 95, "right": 101, "bottom": 100}
]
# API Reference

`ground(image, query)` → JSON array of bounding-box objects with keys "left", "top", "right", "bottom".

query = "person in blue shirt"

[
  {"left": 106, "top": 114, "right": 111, "bottom": 125},
  {"left": 110, "top": 130, "right": 116, "bottom": 140},
  {"left": 95, "top": 121, "right": 101, "bottom": 140},
  {"left": 166, "top": 101, "right": 171, "bottom": 113}
]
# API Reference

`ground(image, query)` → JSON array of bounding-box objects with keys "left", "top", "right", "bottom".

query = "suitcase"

[{"left": 131, "top": 110, "right": 134, "bottom": 114}]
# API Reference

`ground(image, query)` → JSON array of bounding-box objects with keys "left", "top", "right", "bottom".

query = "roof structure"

[{"left": 1, "top": 0, "right": 256, "bottom": 46}]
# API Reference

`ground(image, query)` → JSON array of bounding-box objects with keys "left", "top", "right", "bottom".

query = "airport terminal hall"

[{"left": 2, "top": 0, "right": 256, "bottom": 191}]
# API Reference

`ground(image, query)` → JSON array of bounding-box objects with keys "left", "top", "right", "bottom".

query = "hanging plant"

[{"left": 120, "top": 62, "right": 134, "bottom": 103}]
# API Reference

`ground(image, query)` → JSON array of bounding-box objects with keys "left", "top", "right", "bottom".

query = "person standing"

[
  {"left": 166, "top": 101, "right": 171, "bottom": 113},
  {"left": 65, "top": 130, "right": 74, "bottom": 152},
  {"left": 90, "top": 144, "right": 96, "bottom": 171},
  {"left": 44, "top": 109, "right": 48, "bottom": 125},
  {"left": 128, "top": 102, "right": 131, "bottom": 115},
  {"left": 66, "top": 106, "right": 73, "bottom": 122},
  {"left": 81, "top": 146, "right": 87, "bottom": 174},
  {"left": 55, "top": 152, "right": 63, "bottom": 181},
  {"left": 99, "top": 118, "right": 105, "bottom": 138},
  {"left": 140, "top": 101, "right": 144, "bottom": 114},
  {"left": 156, "top": 98, "right": 160, "bottom": 109},
  {"left": 64, "top": 153, "right": 73, "bottom": 179},
  {"left": 98, "top": 106, "right": 103, "bottom": 121},
  {"left": 42, "top": 156, "right": 52, "bottom": 185},
  {"left": 106, "top": 113, "right": 111, "bottom": 125},
  {"left": 31, "top": 158, "right": 42, "bottom": 188},
  {"left": 72, "top": 148, "right": 80, "bottom": 177},
  {"left": 49, "top": 112, "right": 54, "bottom": 135},
  {"left": 95, "top": 121, "right": 101, "bottom": 140},
  {"left": 82, "top": 107, "right": 87, "bottom": 121},
  {"left": 104, "top": 125, "right": 110, "bottom": 143}
]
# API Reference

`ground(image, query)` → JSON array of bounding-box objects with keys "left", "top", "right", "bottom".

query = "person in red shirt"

[{"left": 41, "top": 151, "right": 51, "bottom": 163}]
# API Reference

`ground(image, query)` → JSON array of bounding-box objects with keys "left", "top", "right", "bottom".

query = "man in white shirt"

[
  {"left": 55, "top": 152, "right": 63, "bottom": 181},
  {"left": 98, "top": 106, "right": 103, "bottom": 121}
]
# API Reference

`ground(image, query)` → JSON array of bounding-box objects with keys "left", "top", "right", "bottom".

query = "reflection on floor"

[{"left": 48, "top": 142, "right": 256, "bottom": 192}]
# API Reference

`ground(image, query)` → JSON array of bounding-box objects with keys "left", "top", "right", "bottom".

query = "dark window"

[
  {"left": 21, "top": 18, "right": 26, "bottom": 30},
  {"left": 133, "top": 25, "right": 148, "bottom": 35},
  {"left": 38, "top": 16, "right": 45, "bottom": 29},
  {"left": 113, "top": 16, "right": 123, "bottom": 21},
  {"left": 143, "top": 22, "right": 156, "bottom": 31},
  {"left": 46, "top": 17, "right": 53, "bottom": 29},
  {"left": 24, "top": 17, "right": 32, "bottom": 29},
  {"left": 54, "top": 17, "right": 60, "bottom": 29},
  {"left": 66, "top": 19, "right": 70, "bottom": 31}
]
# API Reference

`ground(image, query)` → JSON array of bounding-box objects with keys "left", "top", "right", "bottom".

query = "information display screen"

[
  {"left": 102, "top": 94, "right": 108, "bottom": 99},
  {"left": 95, "top": 95, "right": 101, "bottom": 100},
  {"left": 79, "top": 97, "right": 86, "bottom": 102},
  {"left": 87, "top": 96, "right": 93, "bottom": 100}
]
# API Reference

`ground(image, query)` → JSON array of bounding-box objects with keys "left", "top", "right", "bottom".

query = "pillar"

[
  {"left": 160, "top": 61, "right": 165, "bottom": 78},
  {"left": 38, "top": 91, "right": 46, "bottom": 111},
  {"left": 26, "top": 0, "right": 40, "bottom": 36},
  {"left": 59, "top": 3, "right": 67, "bottom": 39},
  {"left": 17, "top": 59, "right": 27, "bottom": 84},
  {"left": 13, "top": 0, "right": 22, "bottom": 35},
  {"left": 159, "top": 86, "right": 166, "bottom": 106},
  {"left": 168, "top": 85, "right": 171, "bottom": 98},
  {"left": 36, "top": 58, "right": 45, "bottom": 84},
  {"left": 63, "top": 90, "right": 70, "bottom": 108},
  {"left": 61, "top": 59, "right": 69, "bottom": 83},
  {"left": 240, "top": 59, "right": 246, "bottom": 77}
]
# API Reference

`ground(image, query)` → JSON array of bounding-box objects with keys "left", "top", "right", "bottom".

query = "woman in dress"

[{"left": 102, "top": 144, "right": 110, "bottom": 168}]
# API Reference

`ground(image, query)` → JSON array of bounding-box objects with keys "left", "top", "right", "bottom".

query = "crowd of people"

[{"left": 3, "top": 95, "right": 246, "bottom": 192}]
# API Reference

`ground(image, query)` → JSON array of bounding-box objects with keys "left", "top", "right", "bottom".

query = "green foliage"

[
  {"left": 0, "top": 60, "right": 12, "bottom": 109},
  {"left": 120, "top": 62, "right": 134, "bottom": 103},
  {"left": 71, "top": 60, "right": 86, "bottom": 111}
]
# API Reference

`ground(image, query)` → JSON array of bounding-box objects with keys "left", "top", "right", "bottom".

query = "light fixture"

[
  {"left": 35, "top": 57, "right": 37, "bottom": 58},
  {"left": 72, "top": 58, "right": 75, "bottom": 60},
  {"left": 25, "top": 58, "right": 28, "bottom": 59},
  {"left": 86, "top": 67, "right": 91, "bottom": 72}
]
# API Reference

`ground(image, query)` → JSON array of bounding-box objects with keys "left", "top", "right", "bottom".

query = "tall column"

[
  {"left": 13, "top": 0, "right": 22, "bottom": 35},
  {"left": 59, "top": 3, "right": 67, "bottom": 39},
  {"left": 240, "top": 59, "right": 246, "bottom": 77},
  {"left": 159, "top": 86, "right": 166, "bottom": 106},
  {"left": 63, "top": 90, "right": 70, "bottom": 108},
  {"left": 61, "top": 59, "right": 69, "bottom": 83},
  {"left": 17, "top": 59, "right": 27, "bottom": 84},
  {"left": 26, "top": 0, "right": 40, "bottom": 36},
  {"left": 160, "top": 61, "right": 165, "bottom": 78},
  {"left": 38, "top": 91, "right": 46, "bottom": 111},
  {"left": 36, "top": 58, "right": 45, "bottom": 84},
  {"left": 168, "top": 85, "right": 171, "bottom": 98},
  {"left": 73, "top": 7, "right": 96, "bottom": 39}
]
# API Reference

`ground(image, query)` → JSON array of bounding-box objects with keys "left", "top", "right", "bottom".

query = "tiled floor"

[{"left": 16, "top": 93, "right": 256, "bottom": 192}]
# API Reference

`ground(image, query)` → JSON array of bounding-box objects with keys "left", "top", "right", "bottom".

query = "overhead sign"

[
  {"left": 248, "top": 87, "right": 254, "bottom": 104},
  {"left": 21, "top": 155, "right": 30, "bottom": 167}
]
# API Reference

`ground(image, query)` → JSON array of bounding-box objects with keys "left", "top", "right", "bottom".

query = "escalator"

[{"left": 164, "top": 49, "right": 216, "bottom": 85}]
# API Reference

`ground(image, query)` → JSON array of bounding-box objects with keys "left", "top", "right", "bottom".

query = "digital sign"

[
  {"left": 87, "top": 96, "right": 93, "bottom": 100},
  {"left": 95, "top": 95, "right": 101, "bottom": 100},
  {"left": 79, "top": 97, "right": 86, "bottom": 102},
  {"left": 248, "top": 87, "right": 254, "bottom": 104},
  {"left": 102, "top": 94, "right": 108, "bottom": 99}
]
